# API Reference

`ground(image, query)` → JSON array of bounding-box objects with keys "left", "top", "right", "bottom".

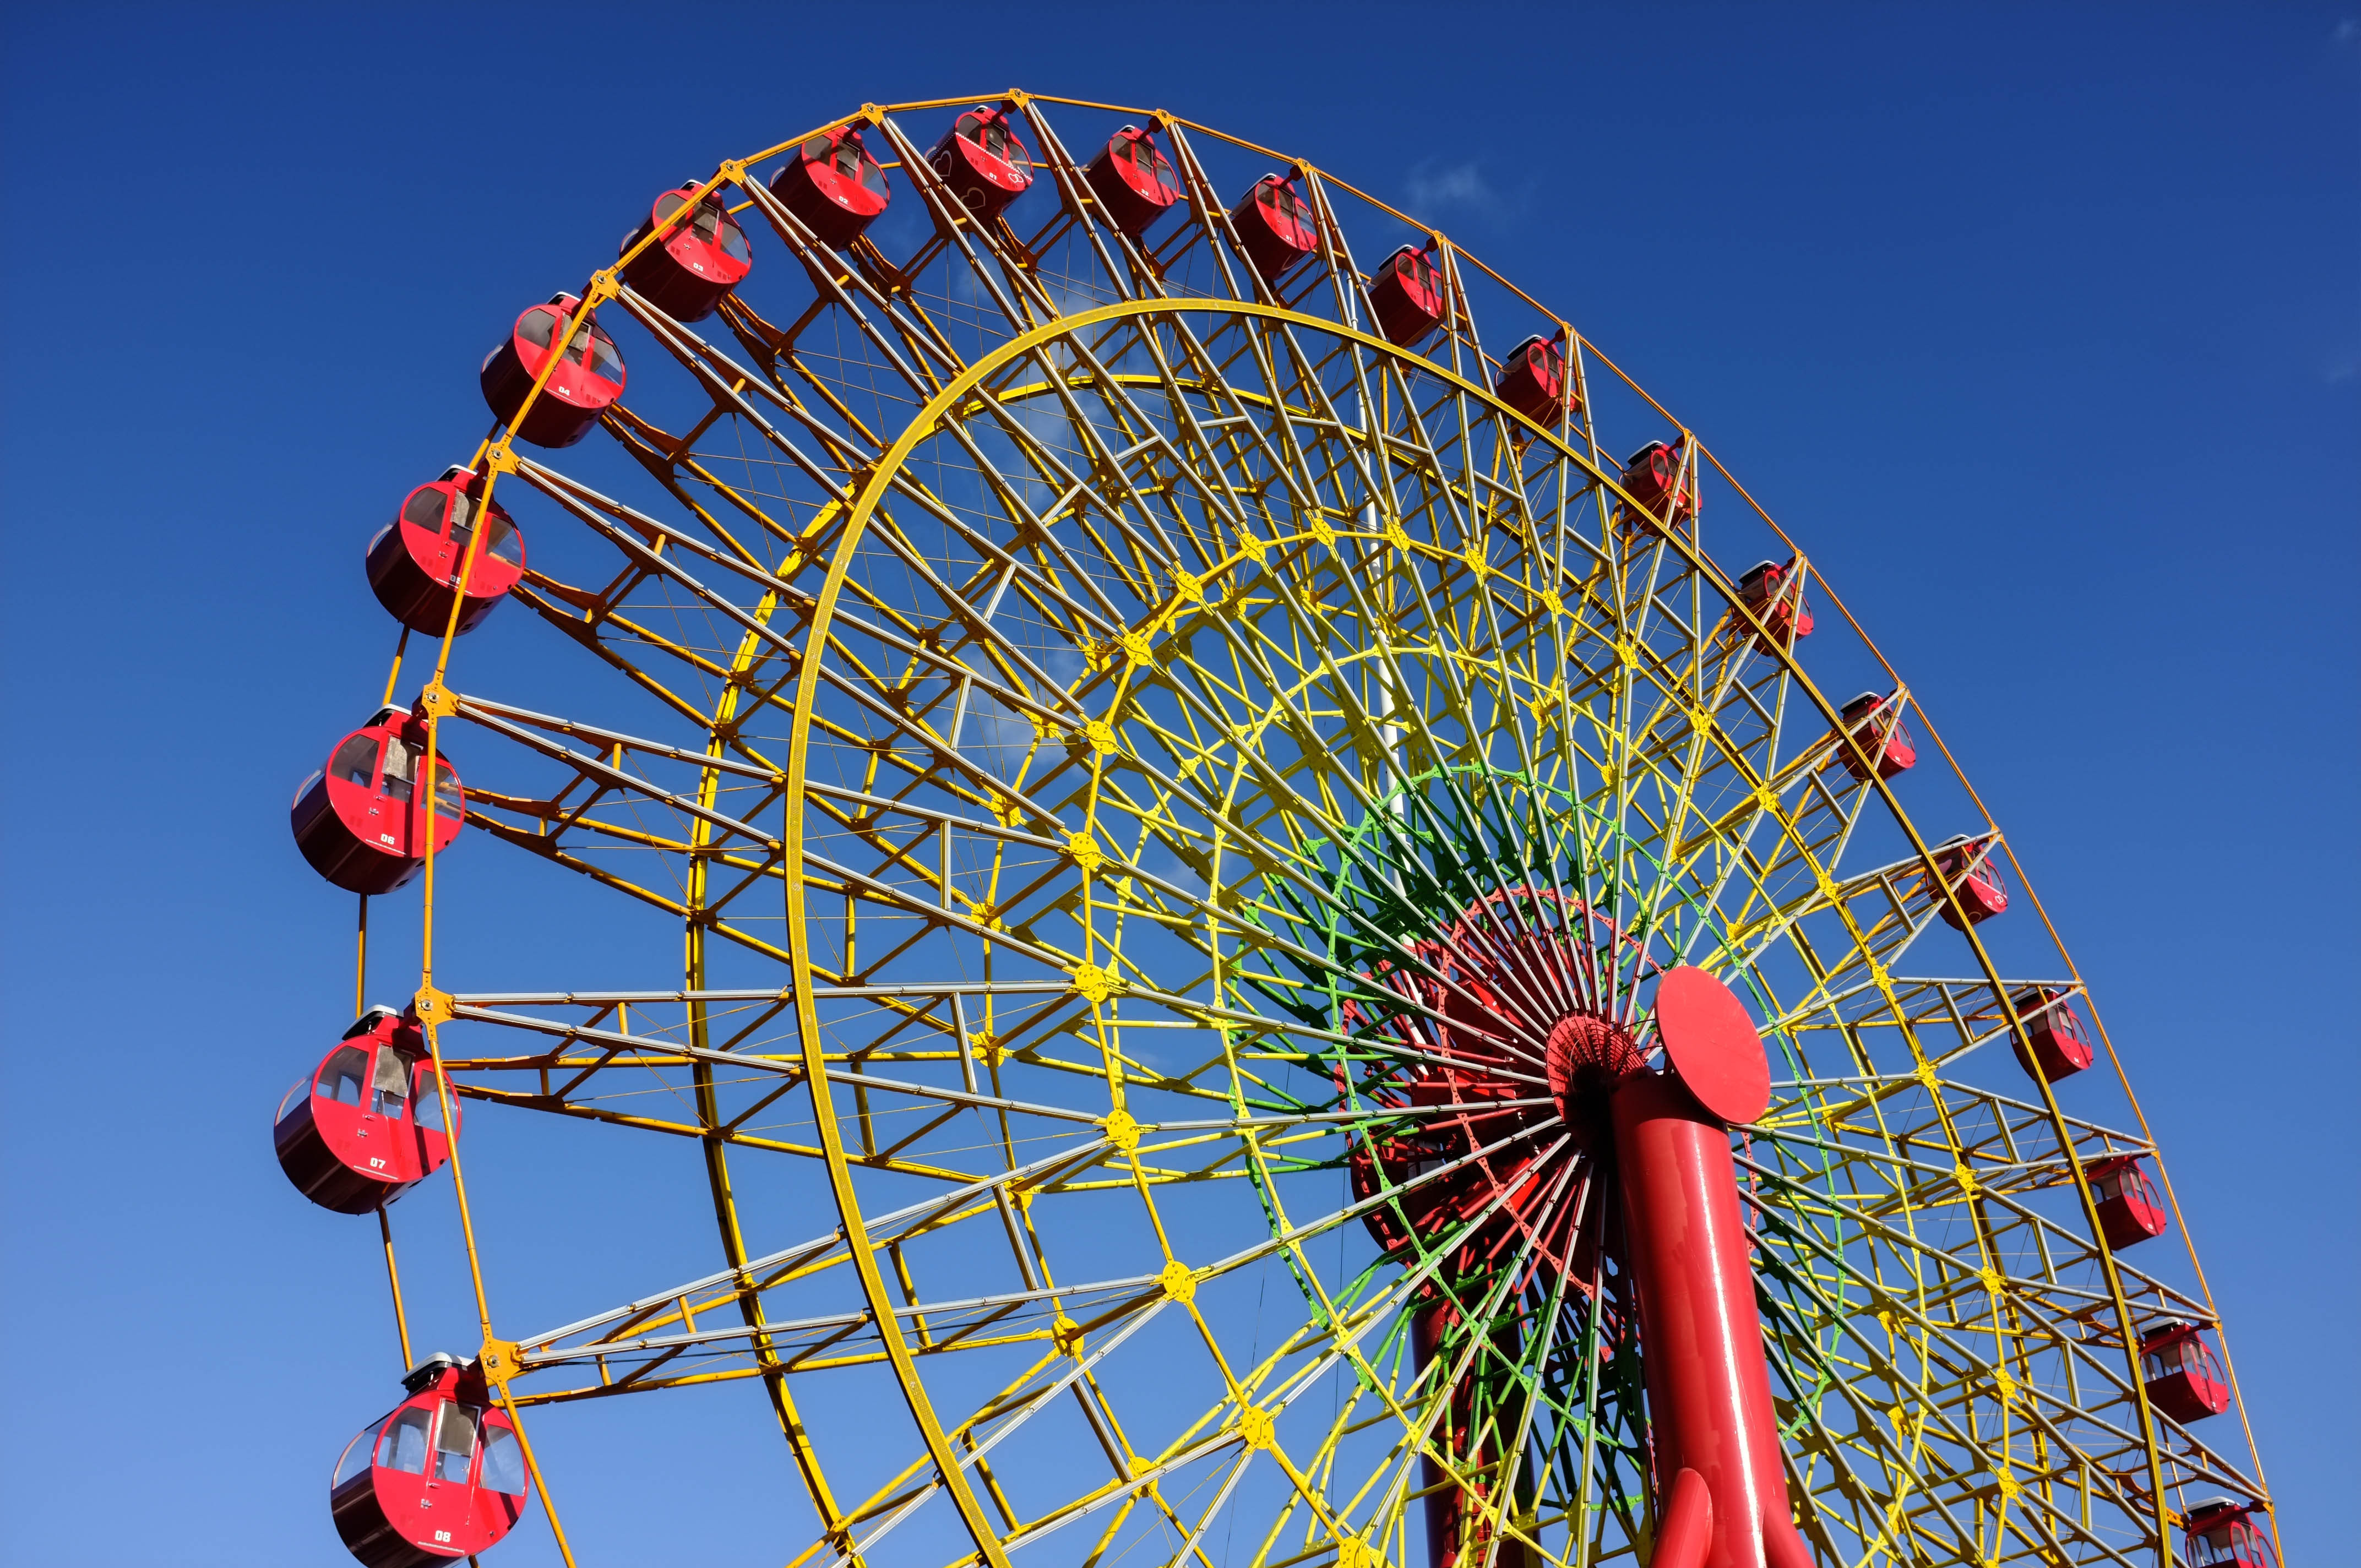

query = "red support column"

[
  {"left": 1413, "top": 1295, "right": 1539, "bottom": 1568},
  {"left": 1604, "top": 963, "right": 1815, "bottom": 1568}
]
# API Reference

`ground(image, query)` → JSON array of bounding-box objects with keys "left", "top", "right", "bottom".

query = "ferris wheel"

[{"left": 275, "top": 91, "right": 2281, "bottom": 1568}]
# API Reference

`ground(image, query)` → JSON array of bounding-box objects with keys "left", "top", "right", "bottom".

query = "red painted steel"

[
  {"left": 330, "top": 1358, "right": 530, "bottom": 1566},
  {"left": 1734, "top": 559, "right": 1814, "bottom": 652},
  {"left": 1342, "top": 891, "right": 1617, "bottom": 1568},
  {"left": 1494, "top": 334, "right": 1566, "bottom": 428},
  {"left": 290, "top": 708, "right": 465, "bottom": 894},
  {"left": 1348, "top": 928, "right": 1820, "bottom": 1568},
  {"left": 1231, "top": 175, "right": 1318, "bottom": 284},
  {"left": 1345, "top": 924, "right": 1587, "bottom": 1280},
  {"left": 366, "top": 469, "right": 524, "bottom": 636},
  {"left": 768, "top": 127, "right": 890, "bottom": 248},
  {"left": 275, "top": 1008, "right": 456, "bottom": 1213},
  {"left": 1370, "top": 244, "right": 1446, "bottom": 346},
  {"left": 1833, "top": 692, "right": 1915, "bottom": 781},
  {"left": 1609, "top": 975, "right": 1815, "bottom": 1568},
  {"left": 2140, "top": 1321, "right": 2233, "bottom": 1424},
  {"left": 2183, "top": 1498, "right": 2275, "bottom": 1568},
  {"left": 1653, "top": 966, "right": 1773, "bottom": 1127},
  {"left": 619, "top": 185, "right": 753, "bottom": 323},
  {"left": 1651, "top": 1466, "right": 1715, "bottom": 1568},
  {"left": 2087, "top": 1155, "right": 2170, "bottom": 1250},
  {"left": 478, "top": 295, "right": 624, "bottom": 450},
  {"left": 2009, "top": 986, "right": 2093, "bottom": 1084},
  {"left": 1619, "top": 440, "right": 1693, "bottom": 530},
  {"left": 1083, "top": 126, "right": 1183, "bottom": 236},
  {"left": 927, "top": 106, "right": 1033, "bottom": 222},
  {"left": 2172, "top": 1501, "right": 2266, "bottom": 1558},
  {"left": 1411, "top": 1297, "right": 1543, "bottom": 1568},
  {"left": 1931, "top": 836, "right": 2008, "bottom": 929}
]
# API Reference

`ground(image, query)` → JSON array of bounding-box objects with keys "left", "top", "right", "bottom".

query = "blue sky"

[{"left": 2, "top": 4, "right": 2353, "bottom": 1565}]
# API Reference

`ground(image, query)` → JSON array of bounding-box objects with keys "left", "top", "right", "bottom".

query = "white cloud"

[{"left": 1404, "top": 159, "right": 1511, "bottom": 221}]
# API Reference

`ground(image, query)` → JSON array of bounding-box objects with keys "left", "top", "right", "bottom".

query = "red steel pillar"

[
  {"left": 1413, "top": 1296, "right": 1539, "bottom": 1568},
  {"left": 1609, "top": 968, "right": 1813, "bottom": 1568}
]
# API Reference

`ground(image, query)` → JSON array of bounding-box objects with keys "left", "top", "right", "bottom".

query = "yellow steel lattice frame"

[{"left": 325, "top": 92, "right": 2271, "bottom": 1568}]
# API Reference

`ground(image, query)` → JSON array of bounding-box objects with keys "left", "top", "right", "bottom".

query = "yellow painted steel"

[{"left": 336, "top": 93, "right": 2268, "bottom": 1568}]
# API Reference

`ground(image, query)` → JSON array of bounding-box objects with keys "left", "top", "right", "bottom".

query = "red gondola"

[
  {"left": 2087, "top": 1154, "right": 2170, "bottom": 1250},
  {"left": 768, "top": 127, "right": 891, "bottom": 248},
  {"left": 1930, "top": 835, "right": 2008, "bottom": 929},
  {"left": 478, "top": 294, "right": 625, "bottom": 450},
  {"left": 2183, "top": 1499, "right": 2274, "bottom": 1568},
  {"left": 367, "top": 468, "right": 524, "bottom": 636},
  {"left": 1735, "top": 558, "right": 1815, "bottom": 651},
  {"left": 1230, "top": 174, "right": 1318, "bottom": 284},
  {"left": 1368, "top": 244, "right": 1446, "bottom": 346},
  {"left": 1834, "top": 691, "right": 1916, "bottom": 780},
  {"left": 2009, "top": 986, "right": 2095, "bottom": 1083},
  {"left": 2140, "top": 1320, "right": 2233, "bottom": 1423},
  {"left": 1494, "top": 334, "right": 1568, "bottom": 428},
  {"left": 274, "top": 1007, "right": 456, "bottom": 1213},
  {"left": 330, "top": 1355, "right": 531, "bottom": 1567},
  {"left": 928, "top": 105, "right": 1033, "bottom": 222},
  {"left": 290, "top": 707, "right": 466, "bottom": 895},
  {"left": 619, "top": 183, "right": 752, "bottom": 323},
  {"left": 1084, "top": 124, "right": 1183, "bottom": 236},
  {"left": 1618, "top": 440, "right": 1692, "bottom": 527}
]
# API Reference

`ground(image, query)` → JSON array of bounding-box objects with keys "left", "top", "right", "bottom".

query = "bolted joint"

[
  {"left": 412, "top": 986, "right": 456, "bottom": 1027},
  {"left": 476, "top": 1336, "right": 522, "bottom": 1387}
]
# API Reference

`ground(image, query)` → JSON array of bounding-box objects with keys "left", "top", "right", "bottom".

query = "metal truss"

[{"left": 341, "top": 91, "right": 2272, "bottom": 1568}]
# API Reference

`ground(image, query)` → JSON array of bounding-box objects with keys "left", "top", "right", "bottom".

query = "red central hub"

[
  {"left": 1346, "top": 890, "right": 1625, "bottom": 1279},
  {"left": 1544, "top": 1009, "right": 1645, "bottom": 1151},
  {"left": 1344, "top": 893, "right": 1627, "bottom": 1568},
  {"left": 1345, "top": 892, "right": 1815, "bottom": 1568}
]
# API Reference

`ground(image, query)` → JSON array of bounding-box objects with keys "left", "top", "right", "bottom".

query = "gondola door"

[
  {"left": 410, "top": 1058, "right": 454, "bottom": 1175},
  {"left": 405, "top": 487, "right": 458, "bottom": 585},
  {"left": 328, "top": 731, "right": 396, "bottom": 854},
  {"left": 377, "top": 736, "right": 419, "bottom": 857},
  {"left": 315, "top": 1044, "right": 370, "bottom": 1148},
  {"left": 416, "top": 1400, "right": 479, "bottom": 1545},
  {"left": 356, "top": 1046, "right": 417, "bottom": 1184},
  {"left": 442, "top": 488, "right": 520, "bottom": 595}
]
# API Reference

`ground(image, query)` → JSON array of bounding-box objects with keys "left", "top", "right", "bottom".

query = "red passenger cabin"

[
  {"left": 275, "top": 1007, "right": 455, "bottom": 1213},
  {"left": 1735, "top": 558, "right": 1815, "bottom": 651},
  {"left": 367, "top": 468, "right": 524, "bottom": 636},
  {"left": 1368, "top": 244, "right": 1446, "bottom": 346},
  {"left": 2141, "top": 1320, "right": 2233, "bottom": 1424},
  {"left": 291, "top": 707, "right": 465, "bottom": 895},
  {"left": 928, "top": 106, "right": 1033, "bottom": 222},
  {"left": 478, "top": 294, "right": 625, "bottom": 450},
  {"left": 619, "top": 184, "right": 753, "bottom": 323},
  {"left": 2183, "top": 1499, "right": 2273, "bottom": 1568},
  {"left": 1231, "top": 175, "right": 1318, "bottom": 285},
  {"left": 1494, "top": 333, "right": 1568, "bottom": 428},
  {"left": 1930, "top": 835, "right": 2008, "bottom": 929},
  {"left": 2087, "top": 1155, "right": 2169, "bottom": 1250},
  {"left": 1835, "top": 691, "right": 1916, "bottom": 780},
  {"left": 331, "top": 1354, "right": 530, "bottom": 1568},
  {"left": 1084, "top": 125, "right": 1184, "bottom": 236},
  {"left": 1618, "top": 440, "right": 1692, "bottom": 529},
  {"left": 769, "top": 127, "right": 891, "bottom": 248},
  {"left": 2009, "top": 986, "right": 2095, "bottom": 1083}
]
